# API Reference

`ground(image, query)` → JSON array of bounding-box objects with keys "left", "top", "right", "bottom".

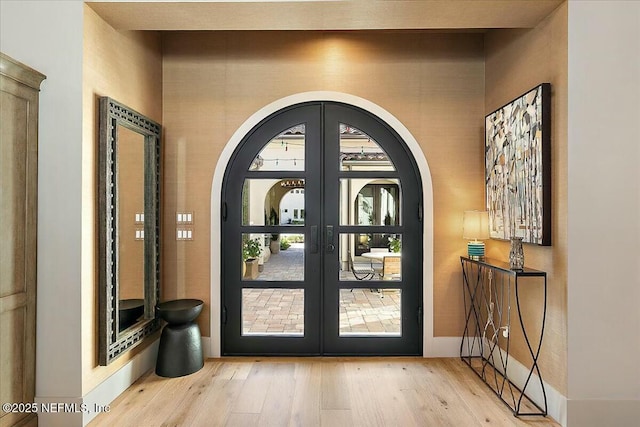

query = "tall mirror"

[{"left": 98, "top": 97, "right": 161, "bottom": 365}]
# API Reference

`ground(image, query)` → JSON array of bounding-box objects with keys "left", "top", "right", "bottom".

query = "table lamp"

[{"left": 463, "top": 210, "right": 489, "bottom": 260}]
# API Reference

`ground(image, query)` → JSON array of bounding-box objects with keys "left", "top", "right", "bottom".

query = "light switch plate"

[
  {"left": 176, "top": 212, "right": 194, "bottom": 224},
  {"left": 176, "top": 228, "right": 193, "bottom": 240}
]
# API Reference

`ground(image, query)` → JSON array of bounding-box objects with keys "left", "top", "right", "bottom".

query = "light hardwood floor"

[{"left": 89, "top": 358, "right": 559, "bottom": 427}]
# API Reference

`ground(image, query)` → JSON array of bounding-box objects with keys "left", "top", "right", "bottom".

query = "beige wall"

[
  {"left": 82, "top": 5, "right": 162, "bottom": 393},
  {"left": 82, "top": 5, "right": 567, "bottom": 397},
  {"left": 485, "top": 3, "right": 568, "bottom": 394},
  {"left": 162, "top": 31, "right": 485, "bottom": 338}
]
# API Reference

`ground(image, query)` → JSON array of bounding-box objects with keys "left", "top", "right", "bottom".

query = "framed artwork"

[{"left": 485, "top": 83, "right": 551, "bottom": 246}]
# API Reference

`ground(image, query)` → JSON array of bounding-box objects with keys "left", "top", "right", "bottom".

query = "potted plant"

[
  {"left": 243, "top": 237, "right": 263, "bottom": 280},
  {"left": 388, "top": 236, "right": 402, "bottom": 253},
  {"left": 270, "top": 233, "right": 280, "bottom": 254},
  {"left": 280, "top": 236, "right": 291, "bottom": 251}
]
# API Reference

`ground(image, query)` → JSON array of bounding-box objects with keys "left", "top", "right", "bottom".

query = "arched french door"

[{"left": 222, "top": 102, "right": 422, "bottom": 355}]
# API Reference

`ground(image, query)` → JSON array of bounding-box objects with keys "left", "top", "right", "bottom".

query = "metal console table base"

[{"left": 460, "top": 256, "right": 548, "bottom": 417}]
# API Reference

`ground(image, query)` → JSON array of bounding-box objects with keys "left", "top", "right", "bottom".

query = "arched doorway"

[{"left": 221, "top": 101, "right": 423, "bottom": 355}]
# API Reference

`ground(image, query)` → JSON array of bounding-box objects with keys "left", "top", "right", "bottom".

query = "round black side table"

[{"left": 155, "top": 299, "right": 204, "bottom": 378}]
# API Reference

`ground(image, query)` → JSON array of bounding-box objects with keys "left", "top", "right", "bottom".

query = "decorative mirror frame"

[{"left": 98, "top": 97, "right": 161, "bottom": 365}]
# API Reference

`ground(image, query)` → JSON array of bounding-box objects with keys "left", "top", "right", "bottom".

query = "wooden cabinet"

[{"left": 0, "top": 52, "right": 45, "bottom": 427}]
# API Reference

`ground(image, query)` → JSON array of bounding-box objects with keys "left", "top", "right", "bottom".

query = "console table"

[{"left": 460, "top": 256, "right": 547, "bottom": 416}]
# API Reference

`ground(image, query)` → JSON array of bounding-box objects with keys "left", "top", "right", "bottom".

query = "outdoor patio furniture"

[
  {"left": 348, "top": 251, "right": 375, "bottom": 280},
  {"left": 381, "top": 256, "right": 401, "bottom": 280}
]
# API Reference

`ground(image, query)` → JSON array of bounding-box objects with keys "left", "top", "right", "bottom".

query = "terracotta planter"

[{"left": 244, "top": 258, "right": 260, "bottom": 280}]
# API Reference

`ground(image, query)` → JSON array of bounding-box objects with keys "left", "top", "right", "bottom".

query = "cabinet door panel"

[{"left": 0, "top": 53, "right": 45, "bottom": 427}]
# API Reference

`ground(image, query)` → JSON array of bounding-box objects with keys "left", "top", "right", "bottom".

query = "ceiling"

[{"left": 87, "top": 0, "right": 565, "bottom": 31}]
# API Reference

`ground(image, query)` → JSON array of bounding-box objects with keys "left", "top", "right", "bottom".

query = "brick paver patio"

[{"left": 242, "top": 243, "right": 401, "bottom": 336}]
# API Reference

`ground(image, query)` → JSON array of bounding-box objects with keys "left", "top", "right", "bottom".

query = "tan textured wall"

[
  {"left": 82, "top": 5, "right": 162, "bottom": 393},
  {"left": 162, "top": 31, "right": 486, "bottom": 338},
  {"left": 484, "top": 3, "right": 568, "bottom": 394}
]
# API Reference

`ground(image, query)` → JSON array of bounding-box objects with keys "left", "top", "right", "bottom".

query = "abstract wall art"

[{"left": 485, "top": 83, "right": 551, "bottom": 245}]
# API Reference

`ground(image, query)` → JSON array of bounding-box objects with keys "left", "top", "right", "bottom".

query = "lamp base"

[{"left": 467, "top": 241, "right": 485, "bottom": 260}]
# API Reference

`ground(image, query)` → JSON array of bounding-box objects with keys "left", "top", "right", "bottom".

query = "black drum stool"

[{"left": 155, "top": 299, "right": 204, "bottom": 377}]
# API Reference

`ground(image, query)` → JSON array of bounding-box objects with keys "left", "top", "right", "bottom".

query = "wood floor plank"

[
  {"left": 289, "top": 361, "right": 322, "bottom": 427},
  {"left": 320, "top": 409, "right": 353, "bottom": 427},
  {"left": 343, "top": 360, "right": 387, "bottom": 427},
  {"left": 189, "top": 378, "right": 245, "bottom": 427},
  {"left": 88, "top": 370, "right": 163, "bottom": 427},
  {"left": 160, "top": 361, "right": 225, "bottom": 427},
  {"left": 376, "top": 361, "right": 427, "bottom": 426},
  {"left": 214, "top": 359, "right": 254, "bottom": 381},
  {"left": 224, "top": 412, "right": 260, "bottom": 427},
  {"left": 401, "top": 359, "right": 482, "bottom": 426},
  {"left": 230, "top": 361, "right": 273, "bottom": 413},
  {"left": 88, "top": 357, "right": 561, "bottom": 427},
  {"left": 101, "top": 371, "right": 193, "bottom": 427},
  {"left": 320, "top": 361, "right": 350, "bottom": 410},
  {"left": 139, "top": 362, "right": 218, "bottom": 427},
  {"left": 256, "top": 362, "right": 296, "bottom": 426}
]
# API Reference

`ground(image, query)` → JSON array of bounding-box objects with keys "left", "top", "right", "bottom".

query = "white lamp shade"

[{"left": 463, "top": 210, "right": 490, "bottom": 240}]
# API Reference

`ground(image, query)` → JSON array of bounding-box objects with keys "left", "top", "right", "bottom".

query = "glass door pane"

[
  {"left": 223, "top": 103, "right": 321, "bottom": 355},
  {"left": 323, "top": 103, "right": 421, "bottom": 356},
  {"left": 339, "top": 289, "right": 401, "bottom": 336},
  {"left": 242, "top": 288, "right": 304, "bottom": 336},
  {"left": 251, "top": 124, "right": 305, "bottom": 172},
  {"left": 340, "top": 178, "right": 400, "bottom": 226},
  {"left": 339, "top": 124, "right": 396, "bottom": 171},
  {"left": 224, "top": 102, "right": 421, "bottom": 356}
]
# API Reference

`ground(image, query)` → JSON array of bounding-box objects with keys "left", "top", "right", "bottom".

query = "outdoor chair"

[
  {"left": 348, "top": 251, "right": 375, "bottom": 281},
  {"left": 369, "top": 247, "right": 388, "bottom": 277},
  {"left": 380, "top": 256, "right": 401, "bottom": 298},
  {"left": 381, "top": 256, "right": 401, "bottom": 280}
]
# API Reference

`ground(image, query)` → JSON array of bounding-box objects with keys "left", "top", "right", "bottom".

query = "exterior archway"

[{"left": 210, "top": 92, "right": 440, "bottom": 356}]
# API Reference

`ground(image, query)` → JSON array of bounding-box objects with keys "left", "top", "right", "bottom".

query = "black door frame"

[{"left": 221, "top": 101, "right": 423, "bottom": 356}]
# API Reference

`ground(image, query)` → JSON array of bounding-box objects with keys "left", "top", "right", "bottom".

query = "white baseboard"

[
  {"left": 566, "top": 399, "right": 640, "bottom": 427},
  {"left": 202, "top": 336, "right": 213, "bottom": 358},
  {"left": 486, "top": 343, "right": 566, "bottom": 425},
  {"left": 425, "top": 336, "right": 463, "bottom": 357}
]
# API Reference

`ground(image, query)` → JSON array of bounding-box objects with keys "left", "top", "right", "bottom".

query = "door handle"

[
  {"left": 326, "top": 225, "right": 335, "bottom": 253},
  {"left": 310, "top": 225, "right": 318, "bottom": 254}
]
